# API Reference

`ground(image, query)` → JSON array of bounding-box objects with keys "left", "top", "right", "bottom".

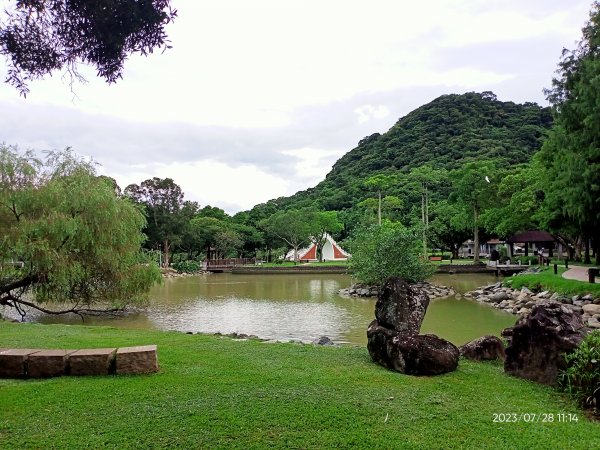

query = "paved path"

[{"left": 562, "top": 265, "right": 596, "bottom": 282}]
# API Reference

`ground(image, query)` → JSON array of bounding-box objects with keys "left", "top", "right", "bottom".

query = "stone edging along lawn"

[{"left": 0, "top": 345, "right": 158, "bottom": 379}]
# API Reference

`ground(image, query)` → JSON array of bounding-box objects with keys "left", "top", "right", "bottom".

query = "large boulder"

[
  {"left": 459, "top": 335, "right": 505, "bottom": 361},
  {"left": 375, "top": 277, "right": 429, "bottom": 334},
  {"left": 503, "top": 302, "right": 588, "bottom": 386},
  {"left": 367, "top": 320, "right": 459, "bottom": 375}
]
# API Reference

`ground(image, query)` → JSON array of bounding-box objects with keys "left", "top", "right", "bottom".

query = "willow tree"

[{"left": 0, "top": 146, "right": 161, "bottom": 318}]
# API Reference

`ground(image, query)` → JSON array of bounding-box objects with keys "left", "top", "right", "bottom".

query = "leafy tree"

[
  {"left": 0, "top": 146, "right": 161, "bottom": 317},
  {"left": 408, "top": 165, "right": 448, "bottom": 256},
  {"left": 214, "top": 229, "right": 243, "bottom": 259},
  {"left": 480, "top": 161, "right": 545, "bottom": 238},
  {"left": 428, "top": 200, "right": 471, "bottom": 258},
  {"left": 124, "top": 177, "right": 184, "bottom": 267},
  {"left": 541, "top": 2, "right": 600, "bottom": 264},
  {"left": 0, "top": 0, "right": 177, "bottom": 95},
  {"left": 450, "top": 160, "right": 500, "bottom": 262},
  {"left": 231, "top": 222, "right": 263, "bottom": 258},
  {"left": 308, "top": 210, "right": 343, "bottom": 262},
  {"left": 197, "top": 205, "right": 229, "bottom": 221},
  {"left": 358, "top": 195, "right": 404, "bottom": 225},
  {"left": 364, "top": 174, "right": 397, "bottom": 226},
  {"left": 188, "top": 216, "right": 224, "bottom": 260},
  {"left": 261, "top": 210, "right": 312, "bottom": 262},
  {"left": 349, "top": 221, "right": 435, "bottom": 285},
  {"left": 176, "top": 200, "right": 201, "bottom": 258}
]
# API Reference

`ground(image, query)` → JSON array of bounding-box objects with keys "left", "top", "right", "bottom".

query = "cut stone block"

[
  {"left": 115, "top": 345, "right": 158, "bottom": 375},
  {"left": 0, "top": 349, "right": 42, "bottom": 378},
  {"left": 28, "top": 349, "right": 75, "bottom": 378},
  {"left": 68, "top": 348, "right": 116, "bottom": 376}
]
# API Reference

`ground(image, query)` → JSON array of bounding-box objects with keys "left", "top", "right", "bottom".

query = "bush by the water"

[
  {"left": 560, "top": 331, "right": 600, "bottom": 414},
  {"left": 172, "top": 259, "right": 201, "bottom": 273},
  {"left": 349, "top": 221, "right": 435, "bottom": 285}
]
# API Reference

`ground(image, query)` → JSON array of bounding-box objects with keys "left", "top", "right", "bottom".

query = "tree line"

[{"left": 3, "top": 1, "right": 600, "bottom": 317}]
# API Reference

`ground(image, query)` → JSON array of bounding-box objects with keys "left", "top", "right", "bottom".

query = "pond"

[{"left": 4, "top": 273, "right": 517, "bottom": 346}]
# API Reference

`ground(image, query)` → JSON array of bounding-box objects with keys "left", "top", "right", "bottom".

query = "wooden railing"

[{"left": 205, "top": 258, "right": 256, "bottom": 268}]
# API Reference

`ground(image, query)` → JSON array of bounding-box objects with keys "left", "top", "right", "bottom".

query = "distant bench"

[
  {"left": 428, "top": 256, "right": 443, "bottom": 261},
  {"left": 0, "top": 345, "right": 158, "bottom": 379}
]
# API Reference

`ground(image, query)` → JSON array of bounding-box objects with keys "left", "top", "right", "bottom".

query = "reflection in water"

[{"left": 1, "top": 272, "right": 517, "bottom": 345}]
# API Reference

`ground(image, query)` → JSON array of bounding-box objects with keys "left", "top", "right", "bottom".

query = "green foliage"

[
  {"left": 0, "top": 146, "right": 161, "bottom": 315},
  {"left": 427, "top": 200, "right": 471, "bottom": 257},
  {"left": 349, "top": 221, "right": 436, "bottom": 285},
  {"left": 560, "top": 331, "right": 600, "bottom": 413},
  {"left": 515, "top": 255, "right": 539, "bottom": 265},
  {"left": 172, "top": 259, "right": 201, "bottom": 274},
  {"left": 541, "top": 2, "right": 600, "bottom": 261},
  {"left": 124, "top": 177, "right": 185, "bottom": 267},
  {"left": 0, "top": 0, "right": 177, "bottom": 96},
  {"left": 260, "top": 209, "right": 313, "bottom": 261},
  {"left": 308, "top": 210, "right": 344, "bottom": 261},
  {"left": 244, "top": 92, "right": 551, "bottom": 238},
  {"left": 504, "top": 267, "right": 600, "bottom": 297}
]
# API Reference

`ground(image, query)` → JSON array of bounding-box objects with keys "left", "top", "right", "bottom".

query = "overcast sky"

[{"left": 0, "top": 0, "right": 594, "bottom": 213}]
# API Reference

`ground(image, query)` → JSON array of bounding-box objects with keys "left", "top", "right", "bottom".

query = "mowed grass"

[
  {"left": 0, "top": 321, "right": 598, "bottom": 449},
  {"left": 506, "top": 267, "right": 600, "bottom": 297},
  {"left": 255, "top": 261, "right": 348, "bottom": 268}
]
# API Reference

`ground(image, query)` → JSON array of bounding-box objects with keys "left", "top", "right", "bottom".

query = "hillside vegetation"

[{"left": 247, "top": 91, "right": 552, "bottom": 216}]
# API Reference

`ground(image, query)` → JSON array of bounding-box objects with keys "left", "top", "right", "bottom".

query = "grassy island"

[{"left": 0, "top": 321, "right": 598, "bottom": 449}]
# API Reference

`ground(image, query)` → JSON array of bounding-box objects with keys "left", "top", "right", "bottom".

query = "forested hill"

[
  {"left": 241, "top": 91, "right": 552, "bottom": 219},
  {"left": 329, "top": 91, "right": 551, "bottom": 177}
]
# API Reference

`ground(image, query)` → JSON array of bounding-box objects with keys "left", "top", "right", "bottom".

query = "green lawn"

[
  {"left": 505, "top": 267, "right": 600, "bottom": 297},
  {"left": 0, "top": 321, "right": 598, "bottom": 449},
  {"left": 256, "top": 260, "right": 348, "bottom": 268},
  {"left": 428, "top": 258, "right": 490, "bottom": 265}
]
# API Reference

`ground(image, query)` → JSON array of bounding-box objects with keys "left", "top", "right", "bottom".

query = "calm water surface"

[{"left": 7, "top": 273, "right": 517, "bottom": 346}]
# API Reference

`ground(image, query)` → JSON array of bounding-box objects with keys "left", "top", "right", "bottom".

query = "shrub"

[
  {"left": 516, "top": 255, "right": 539, "bottom": 265},
  {"left": 559, "top": 331, "right": 600, "bottom": 414},
  {"left": 349, "top": 221, "right": 435, "bottom": 285},
  {"left": 172, "top": 260, "right": 201, "bottom": 274}
]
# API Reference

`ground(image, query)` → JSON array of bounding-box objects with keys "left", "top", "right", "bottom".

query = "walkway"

[{"left": 562, "top": 265, "right": 596, "bottom": 282}]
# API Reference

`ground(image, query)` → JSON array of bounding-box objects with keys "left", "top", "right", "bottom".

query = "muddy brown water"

[{"left": 3, "top": 273, "right": 517, "bottom": 346}]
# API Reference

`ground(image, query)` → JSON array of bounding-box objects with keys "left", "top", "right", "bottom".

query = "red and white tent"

[{"left": 285, "top": 233, "right": 351, "bottom": 262}]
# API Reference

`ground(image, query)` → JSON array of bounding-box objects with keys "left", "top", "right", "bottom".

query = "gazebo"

[{"left": 506, "top": 231, "right": 556, "bottom": 257}]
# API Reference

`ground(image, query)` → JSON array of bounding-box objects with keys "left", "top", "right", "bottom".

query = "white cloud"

[
  {"left": 110, "top": 159, "right": 292, "bottom": 214},
  {"left": 354, "top": 105, "right": 390, "bottom": 124}
]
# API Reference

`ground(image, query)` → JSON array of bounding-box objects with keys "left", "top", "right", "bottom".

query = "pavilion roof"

[{"left": 506, "top": 230, "right": 556, "bottom": 243}]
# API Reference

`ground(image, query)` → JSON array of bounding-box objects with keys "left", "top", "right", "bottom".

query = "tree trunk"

[
  {"left": 421, "top": 189, "right": 426, "bottom": 257},
  {"left": 452, "top": 245, "right": 459, "bottom": 259},
  {"left": 584, "top": 237, "right": 591, "bottom": 264},
  {"left": 473, "top": 206, "right": 480, "bottom": 263},
  {"left": 378, "top": 190, "right": 382, "bottom": 226},
  {"left": 163, "top": 239, "right": 170, "bottom": 268}
]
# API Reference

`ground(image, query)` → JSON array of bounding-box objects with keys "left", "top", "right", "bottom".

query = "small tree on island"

[
  {"left": 349, "top": 221, "right": 436, "bottom": 286},
  {"left": 0, "top": 146, "right": 161, "bottom": 318}
]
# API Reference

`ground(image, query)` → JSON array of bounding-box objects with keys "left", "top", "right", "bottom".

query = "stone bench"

[{"left": 0, "top": 345, "right": 158, "bottom": 379}]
